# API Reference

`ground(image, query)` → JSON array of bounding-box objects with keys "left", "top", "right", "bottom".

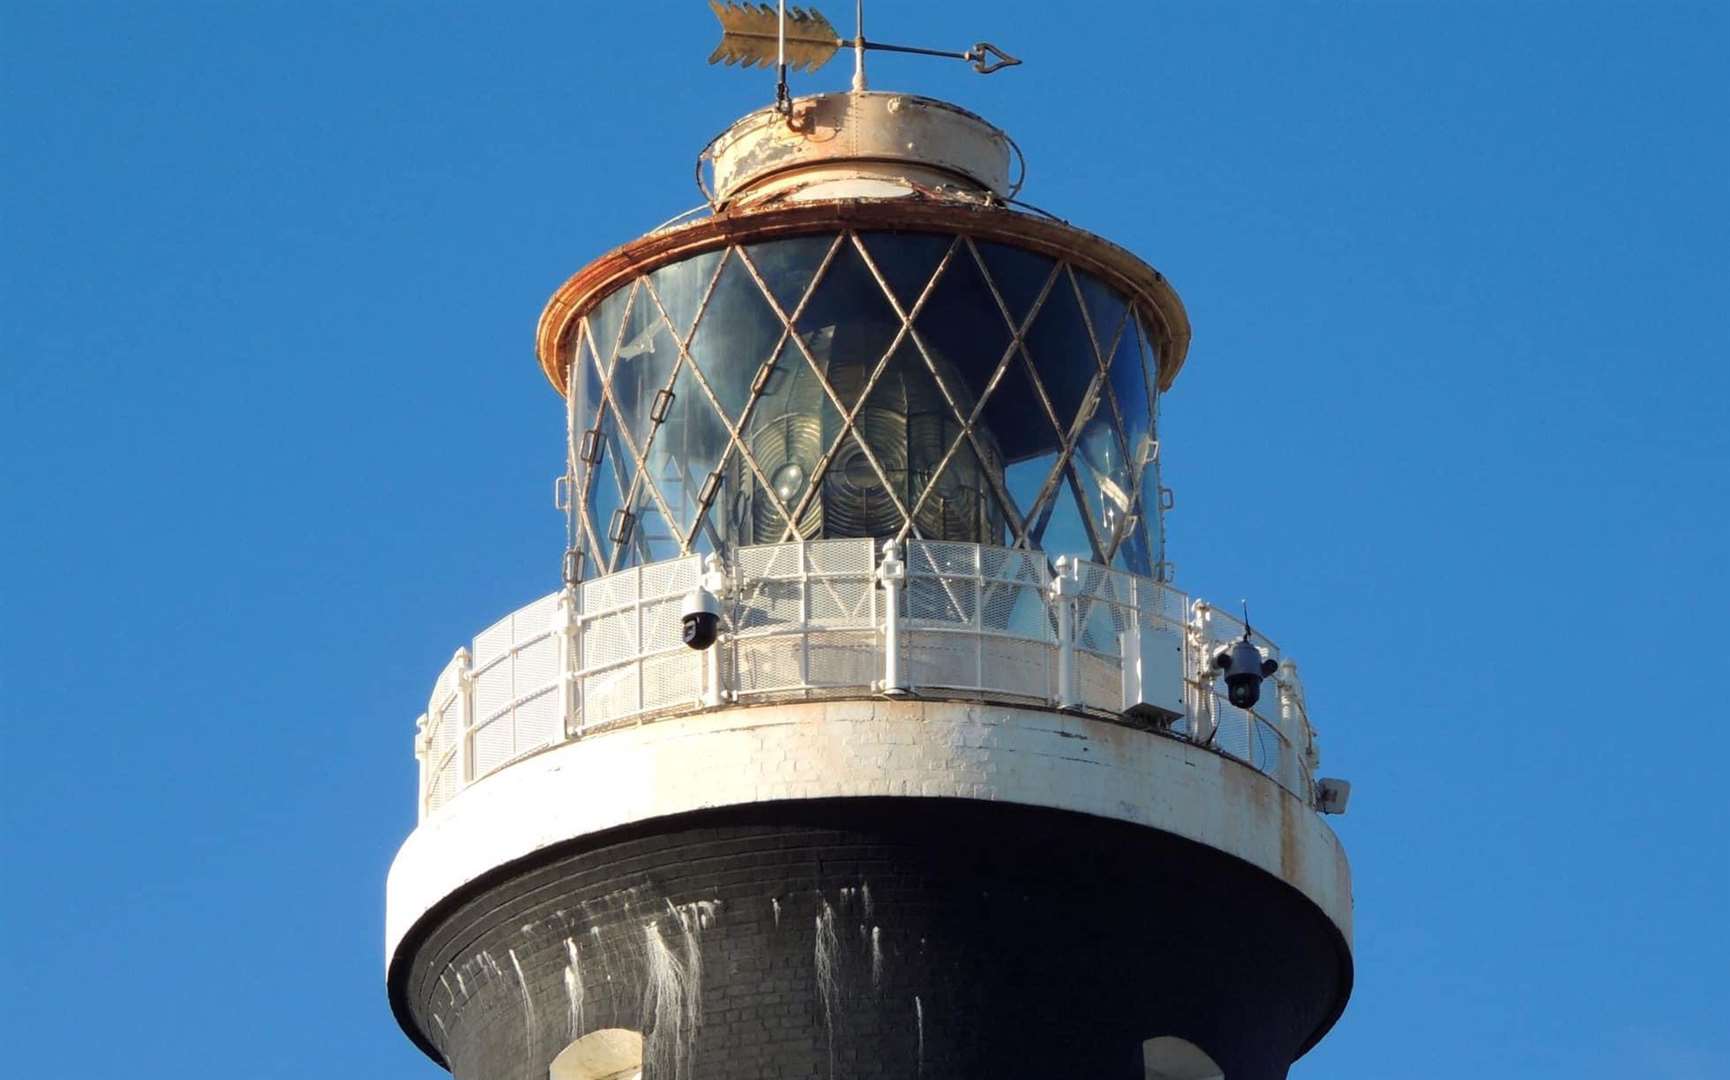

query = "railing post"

[
  {"left": 701, "top": 553, "right": 728, "bottom": 708},
  {"left": 453, "top": 646, "right": 474, "bottom": 786},
  {"left": 1052, "top": 556, "right": 1079, "bottom": 709},
  {"left": 557, "top": 585, "right": 581, "bottom": 738},
  {"left": 877, "top": 539, "right": 906, "bottom": 694},
  {"left": 413, "top": 713, "right": 430, "bottom": 820},
  {"left": 1186, "top": 600, "right": 1216, "bottom": 745}
]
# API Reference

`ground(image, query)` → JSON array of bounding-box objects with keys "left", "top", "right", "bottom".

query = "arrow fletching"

[{"left": 708, "top": 2, "right": 841, "bottom": 73}]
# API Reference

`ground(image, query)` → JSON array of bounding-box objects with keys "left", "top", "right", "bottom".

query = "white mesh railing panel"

[
  {"left": 905, "top": 575, "right": 976, "bottom": 627},
  {"left": 981, "top": 636, "right": 1052, "bottom": 699},
  {"left": 904, "top": 630, "right": 983, "bottom": 691},
  {"left": 582, "top": 666, "right": 640, "bottom": 726},
  {"left": 806, "top": 630, "right": 879, "bottom": 687},
  {"left": 472, "top": 613, "right": 514, "bottom": 669},
  {"left": 471, "top": 717, "right": 515, "bottom": 776},
  {"left": 981, "top": 546, "right": 1045, "bottom": 585},
  {"left": 735, "top": 578, "right": 803, "bottom": 635},
  {"left": 1078, "top": 651, "right": 1122, "bottom": 714},
  {"left": 808, "top": 575, "right": 874, "bottom": 626},
  {"left": 737, "top": 541, "right": 801, "bottom": 580},
  {"left": 805, "top": 538, "right": 874, "bottom": 575},
  {"left": 734, "top": 636, "right": 803, "bottom": 693},
  {"left": 581, "top": 568, "right": 639, "bottom": 617},
  {"left": 425, "top": 756, "right": 461, "bottom": 816},
  {"left": 641, "top": 651, "right": 702, "bottom": 714},
  {"left": 583, "top": 608, "right": 639, "bottom": 668},
  {"left": 980, "top": 580, "right": 1044, "bottom": 639},
  {"left": 640, "top": 595, "right": 688, "bottom": 655},
  {"left": 513, "top": 687, "right": 562, "bottom": 754},
  {"left": 471, "top": 661, "right": 514, "bottom": 726},
  {"left": 426, "top": 665, "right": 463, "bottom": 762}
]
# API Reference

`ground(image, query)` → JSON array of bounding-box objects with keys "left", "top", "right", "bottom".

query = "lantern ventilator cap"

[{"left": 701, "top": 90, "right": 1023, "bottom": 207}]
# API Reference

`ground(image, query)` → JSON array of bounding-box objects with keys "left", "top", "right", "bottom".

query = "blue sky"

[{"left": 3, "top": 2, "right": 1726, "bottom": 1077}]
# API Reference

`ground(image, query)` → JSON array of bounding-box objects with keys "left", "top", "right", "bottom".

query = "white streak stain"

[
  {"left": 563, "top": 937, "right": 585, "bottom": 1037},
  {"left": 815, "top": 901, "right": 840, "bottom": 1079},
  {"left": 871, "top": 926, "right": 883, "bottom": 990},
  {"left": 508, "top": 948, "right": 537, "bottom": 1061},
  {"left": 642, "top": 920, "right": 699, "bottom": 1080},
  {"left": 915, "top": 994, "right": 925, "bottom": 1077}
]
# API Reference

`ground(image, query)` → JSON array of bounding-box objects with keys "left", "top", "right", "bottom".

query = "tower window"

[{"left": 549, "top": 1028, "right": 643, "bottom": 1080}]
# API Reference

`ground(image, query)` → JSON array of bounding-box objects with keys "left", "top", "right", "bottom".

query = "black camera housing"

[
  {"left": 681, "top": 588, "right": 723, "bottom": 651},
  {"left": 681, "top": 610, "right": 720, "bottom": 650},
  {"left": 1214, "top": 638, "right": 1279, "bottom": 711}
]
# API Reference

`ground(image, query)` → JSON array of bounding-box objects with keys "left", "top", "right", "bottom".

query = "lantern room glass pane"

[{"left": 565, "top": 231, "right": 1163, "bottom": 575}]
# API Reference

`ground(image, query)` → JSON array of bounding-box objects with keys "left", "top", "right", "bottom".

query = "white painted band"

[{"left": 385, "top": 700, "right": 1353, "bottom": 968}]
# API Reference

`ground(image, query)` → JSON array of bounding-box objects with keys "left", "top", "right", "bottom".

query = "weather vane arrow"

[
  {"left": 708, "top": 2, "right": 841, "bottom": 73},
  {"left": 707, "top": 2, "right": 1019, "bottom": 109}
]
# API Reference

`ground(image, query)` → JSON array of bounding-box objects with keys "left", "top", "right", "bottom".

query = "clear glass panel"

[
  {"left": 858, "top": 231, "right": 954, "bottom": 312},
  {"left": 744, "top": 234, "right": 835, "bottom": 315},
  {"left": 743, "top": 338, "right": 840, "bottom": 541},
  {"left": 913, "top": 242, "right": 1012, "bottom": 403},
  {"left": 570, "top": 323, "right": 602, "bottom": 461},
  {"left": 794, "top": 241, "right": 902, "bottom": 417},
  {"left": 641, "top": 361, "right": 732, "bottom": 544},
  {"left": 586, "top": 406, "right": 634, "bottom": 572},
  {"left": 611, "top": 309, "right": 679, "bottom": 455},
  {"left": 971, "top": 352, "right": 1058, "bottom": 469},
  {"left": 820, "top": 429, "right": 904, "bottom": 539},
  {"left": 854, "top": 338, "right": 1012, "bottom": 544},
  {"left": 1138, "top": 310, "right": 1167, "bottom": 399},
  {"left": 1075, "top": 272, "right": 1129, "bottom": 372},
  {"left": 589, "top": 280, "right": 637, "bottom": 375},
  {"left": 1107, "top": 313, "right": 1155, "bottom": 472},
  {"left": 1021, "top": 275, "right": 1096, "bottom": 438},
  {"left": 912, "top": 432, "right": 1006, "bottom": 546},
  {"left": 1036, "top": 467, "right": 1094, "bottom": 561},
  {"left": 1112, "top": 504, "right": 1155, "bottom": 577},
  {"left": 649, "top": 248, "right": 724, "bottom": 342},
  {"left": 624, "top": 486, "right": 681, "bottom": 568},
  {"left": 1006, "top": 449, "right": 1060, "bottom": 542},
  {"left": 1073, "top": 413, "right": 1133, "bottom": 559},
  {"left": 975, "top": 241, "right": 1056, "bottom": 329},
  {"left": 688, "top": 249, "right": 784, "bottom": 423}
]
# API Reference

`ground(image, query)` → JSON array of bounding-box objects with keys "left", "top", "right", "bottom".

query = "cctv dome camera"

[
  {"left": 1213, "top": 636, "right": 1278, "bottom": 711},
  {"left": 681, "top": 588, "right": 722, "bottom": 651}
]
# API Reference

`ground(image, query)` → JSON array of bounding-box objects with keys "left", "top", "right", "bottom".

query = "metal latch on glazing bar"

[{"left": 708, "top": 2, "right": 1020, "bottom": 112}]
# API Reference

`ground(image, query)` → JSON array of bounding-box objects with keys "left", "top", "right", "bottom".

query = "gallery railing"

[{"left": 415, "top": 540, "right": 1320, "bottom": 820}]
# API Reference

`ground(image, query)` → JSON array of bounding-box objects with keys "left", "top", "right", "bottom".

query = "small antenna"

[
  {"left": 707, "top": 2, "right": 1020, "bottom": 101},
  {"left": 1241, "top": 599, "right": 1254, "bottom": 641}
]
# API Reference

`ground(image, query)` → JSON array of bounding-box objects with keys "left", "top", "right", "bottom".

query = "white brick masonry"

[{"left": 385, "top": 700, "right": 1353, "bottom": 968}]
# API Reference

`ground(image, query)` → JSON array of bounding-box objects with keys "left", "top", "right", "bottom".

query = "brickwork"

[{"left": 396, "top": 800, "right": 1347, "bottom": 1080}]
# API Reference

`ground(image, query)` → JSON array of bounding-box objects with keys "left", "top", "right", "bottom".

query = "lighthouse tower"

[{"left": 385, "top": 31, "right": 1353, "bottom": 1080}]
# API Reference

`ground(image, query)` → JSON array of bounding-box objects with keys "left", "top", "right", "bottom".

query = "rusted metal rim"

[{"left": 534, "top": 200, "right": 1192, "bottom": 395}]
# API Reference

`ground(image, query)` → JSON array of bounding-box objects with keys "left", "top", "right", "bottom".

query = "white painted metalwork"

[
  {"left": 416, "top": 541, "right": 1322, "bottom": 820},
  {"left": 706, "top": 92, "right": 1014, "bottom": 205}
]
